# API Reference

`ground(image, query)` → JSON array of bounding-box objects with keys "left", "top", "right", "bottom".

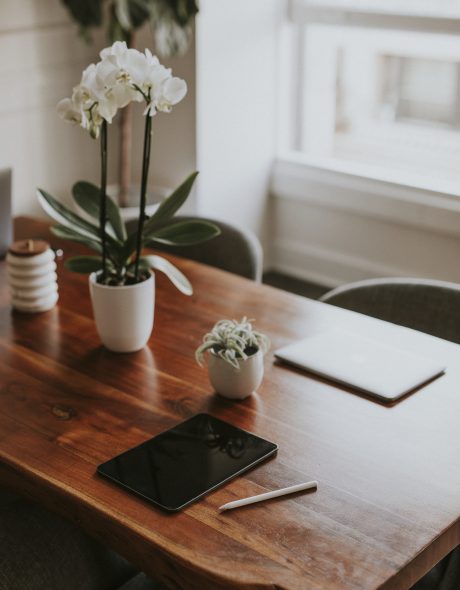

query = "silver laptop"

[
  {"left": 0, "top": 168, "right": 12, "bottom": 258},
  {"left": 274, "top": 329, "right": 446, "bottom": 402}
]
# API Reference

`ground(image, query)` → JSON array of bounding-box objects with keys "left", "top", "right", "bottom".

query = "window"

[{"left": 283, "top": 0, "right": 460, "bottom": 193}]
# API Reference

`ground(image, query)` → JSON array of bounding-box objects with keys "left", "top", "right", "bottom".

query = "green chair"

[
  {"left": 320, "top": 277, "right": 460, "bottom": 345},
  {"left": 126, "top": 215, "right": 263, "bottom": 282}
]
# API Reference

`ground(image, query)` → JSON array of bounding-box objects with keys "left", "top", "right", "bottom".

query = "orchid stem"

[
  {"left": 100, "top": 120, "right": 108, "bottom": 282},
  {"left": 134, "top": 112, "right": 152, "bottom": 281}
]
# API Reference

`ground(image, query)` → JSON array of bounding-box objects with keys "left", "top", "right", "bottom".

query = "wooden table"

[{"left": 1, "top": 217, "right": 459, "bottom": 590}]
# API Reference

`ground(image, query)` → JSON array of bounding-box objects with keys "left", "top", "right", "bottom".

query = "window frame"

[{"left": 273, "top": 0, "right": 460, "bottom": 237}]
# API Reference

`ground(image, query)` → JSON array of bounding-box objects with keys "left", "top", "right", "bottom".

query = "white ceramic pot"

[
  {"left": 89, "top": 272, "right": 155, "bottom": 353},
  {"left": 208, "top": 349, "right": 264, "bottom": 400}
]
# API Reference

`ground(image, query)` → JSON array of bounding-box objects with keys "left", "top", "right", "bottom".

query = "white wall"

[
  {"left": 271, "top": 5, "right": 460, "bottom": 287},
  {"left": 271, "top": 160, "right": 460, "bottom": 286},
  {"left": 6, "top": 2, "right": 459, "bottom": 285},
  {"left": 195, "top": 0, "right": 284, "bottom": 257},
  {"left": 0, "top": 1, "right": 197, "bottom": 217},
  {"left": 132, "top": 27, "right": 197, "bottom": 210},
  {"left": 2, "top": 0, "right": 280, "bottom": 256},
  {"left": 273, "top": 200, "right": 460, "bottom": 286},
  {"left": 0, "top": 0, "right": 103, "bottom": 216}
]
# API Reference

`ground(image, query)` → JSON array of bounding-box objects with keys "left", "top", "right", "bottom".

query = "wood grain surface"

[{"left": 1, "top": 217, "right": 459, "bottom": 590}]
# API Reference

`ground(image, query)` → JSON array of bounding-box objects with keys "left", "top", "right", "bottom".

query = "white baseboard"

[{"left": 272, "top": 238, "right": 418, "bottom": 288}]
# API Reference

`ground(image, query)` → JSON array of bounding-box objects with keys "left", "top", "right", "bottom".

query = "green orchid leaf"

[
  {"left": 143, "top": 171, "right": 198, "bottom": 234},
  {"left": 65, "top": 255, "right": 102, "bottom": 274},
  {"left": 72, "top": 181, "right": 126, "bottom": 241},
  {"left": 37, "top": 188, "right": 101, "bottom": 240},
  {"left": 51, "top": 225, "right": 102, "bottom": 253},
  {"left": 141, "top": 255, "right": 192, "bottom": 295},
  {"left": 145, "top": 220, "right": 220, "bottom": 246},
  {"left": 38, "top": 188, "right": 125, "bottom": 269},
  {"left": 124, "top": 230, "right": 139, "bottom": 260},
  {"left": 133, "top": 258, "right": 151, "bottom": 272}
]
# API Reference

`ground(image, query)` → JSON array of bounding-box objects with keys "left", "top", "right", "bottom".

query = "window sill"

[{"left": 271, "top": 153, "right": 460, "bottom": 239}]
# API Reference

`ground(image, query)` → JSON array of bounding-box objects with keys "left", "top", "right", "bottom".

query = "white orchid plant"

[{"left": 38, "top": 41, "right": 219, "bottom": 290}]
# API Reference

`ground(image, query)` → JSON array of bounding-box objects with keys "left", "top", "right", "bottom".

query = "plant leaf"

[
  {"left": 124, "top": 230, "right": 139, "bottom": 260},
  {"left": 141, "top": 255, "right": 192, "bottom": 295},
  {"left": 61, "top": 0, "right": 103, "bottom": 27},
  {"left": 195, "top": 340, "right": 219, "bottom": 366},
  {"left": 114, "top": 0, "right": 150, "bottom": 30},
  {"left": 51, "top": 225, "right": 102, "bottom": 253},
  {"left": 65, "top": 255, "right": 102, "bottom": 274},
  {"left": 37, "top": 188, "right": 100, "bottom": 240},
  {"left": 38, "top": 187, "right": 125, "bottom": 270},
  {"left": 145, "top": 220, "right": 220, "bottom": 246},
  {"left": 114, "top": 0, "right": 132, "bottom": 30},
  {"left": 142, "top": 171, "right": 198, "bottom": 234},
  {"left": 72, "top": 181, "right": 126, "bottom": 241}
]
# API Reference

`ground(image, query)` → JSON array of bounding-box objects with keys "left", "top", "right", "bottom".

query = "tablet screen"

[{"left": 97, "top": 413, "right": 278, "bottom": 512}]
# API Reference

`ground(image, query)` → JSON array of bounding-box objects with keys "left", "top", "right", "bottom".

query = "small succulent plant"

[{"left": 195, "top": 318, "right": 270, "bottom": 369}]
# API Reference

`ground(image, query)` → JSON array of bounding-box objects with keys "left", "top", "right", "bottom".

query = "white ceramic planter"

[
  {"left": 89, "top": 272, "right": 155, "bottom": 353},
  {"left": 208, "top": 349, "right": 264, "bottom": 400}
]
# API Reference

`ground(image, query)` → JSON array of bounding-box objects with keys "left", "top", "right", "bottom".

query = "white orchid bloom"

[
  {"left": 100, "top": 40, "right": 128, "bottom": 60},
  {"left": 119, "top": 49, "right": 150, "bottom": 90},
  {"left": 66, "top": 81, "right": 104, "bottom": 138},
  {"left": 57, "top": 44, "right": 187, "bottom": 137},
  {"left": 145, "top": 48, "right": 160, "bottom": 68},
  {"left": 155, "top": 77, "right": 187, "bottom": 114},
  {"left": 99, "top": 46, "right": 145, "bottom": 105},
  {"left": 69, "top": 85, "right": 91, "bottom": 129},
  {"left": 145, "top": 62, "right": 171, "bottom": 94},
  {"left": 56, "top": 98, "right": 82, "bottom": 125},
  {"left": 80, "top": 63, "right": 104, "bottom": 100},
  {"left": 87, "top": 108, "right": 103, "bottom": 139},
  {"left": 93, "top": 58, "right": 132, "bottom": 121},
  {"left": 110, "top": 82, "right": 137, "bottom": 109},
  {"left": 96, "top": 97, "right": 118, "bottom": 125},
  {"left": 76, "top": 59, "right": 127, "bottom": 127},
  {"left": 94, "top": 57, "right": 119, "bottom": 88},
  {"left": 136, "top": 49, "right": 186, "bottom": 115}
]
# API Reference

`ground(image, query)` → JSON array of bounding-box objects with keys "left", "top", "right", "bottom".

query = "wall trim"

[
  {"left": 271, "top": 156, "right": 460, "bottom": 239},
  {"left": 272, "top": 237, "right": 420, "bottom": 288}
]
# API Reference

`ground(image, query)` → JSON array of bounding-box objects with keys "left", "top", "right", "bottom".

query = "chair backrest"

[
  {"left": 320, "top": 277, "right": 460, "bottom": 345},
  {"left": 126, "top": 215, "right": 263, "bottom": 281}
]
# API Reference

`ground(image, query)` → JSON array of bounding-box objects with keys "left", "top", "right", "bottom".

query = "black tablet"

[{"left": 97, "top": 413, "right": 278, "bottom": 512}]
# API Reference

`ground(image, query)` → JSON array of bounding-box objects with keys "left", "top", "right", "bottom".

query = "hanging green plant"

[{"left": 61, "top": 0, "right": 199, "bottom": 56}]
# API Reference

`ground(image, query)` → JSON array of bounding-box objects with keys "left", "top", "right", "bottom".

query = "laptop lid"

[
  {"left": 274, "top": 329, "right": 446, "bottom": 402},
  {"left": 0, "top": 168, "right": 12, "bottom": 259}
]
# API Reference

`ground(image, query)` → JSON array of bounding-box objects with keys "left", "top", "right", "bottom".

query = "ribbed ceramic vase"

[
  {"left": 89, "top": 272, "right": 155, "bottom": 353},
  {"left": 7, "top": 240, "right": 58, "bottom": 313}
]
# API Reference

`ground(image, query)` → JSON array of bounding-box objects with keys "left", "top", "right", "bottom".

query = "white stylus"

[{"left": 219, "top": 480, "right": 318, "bottom": 512}]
